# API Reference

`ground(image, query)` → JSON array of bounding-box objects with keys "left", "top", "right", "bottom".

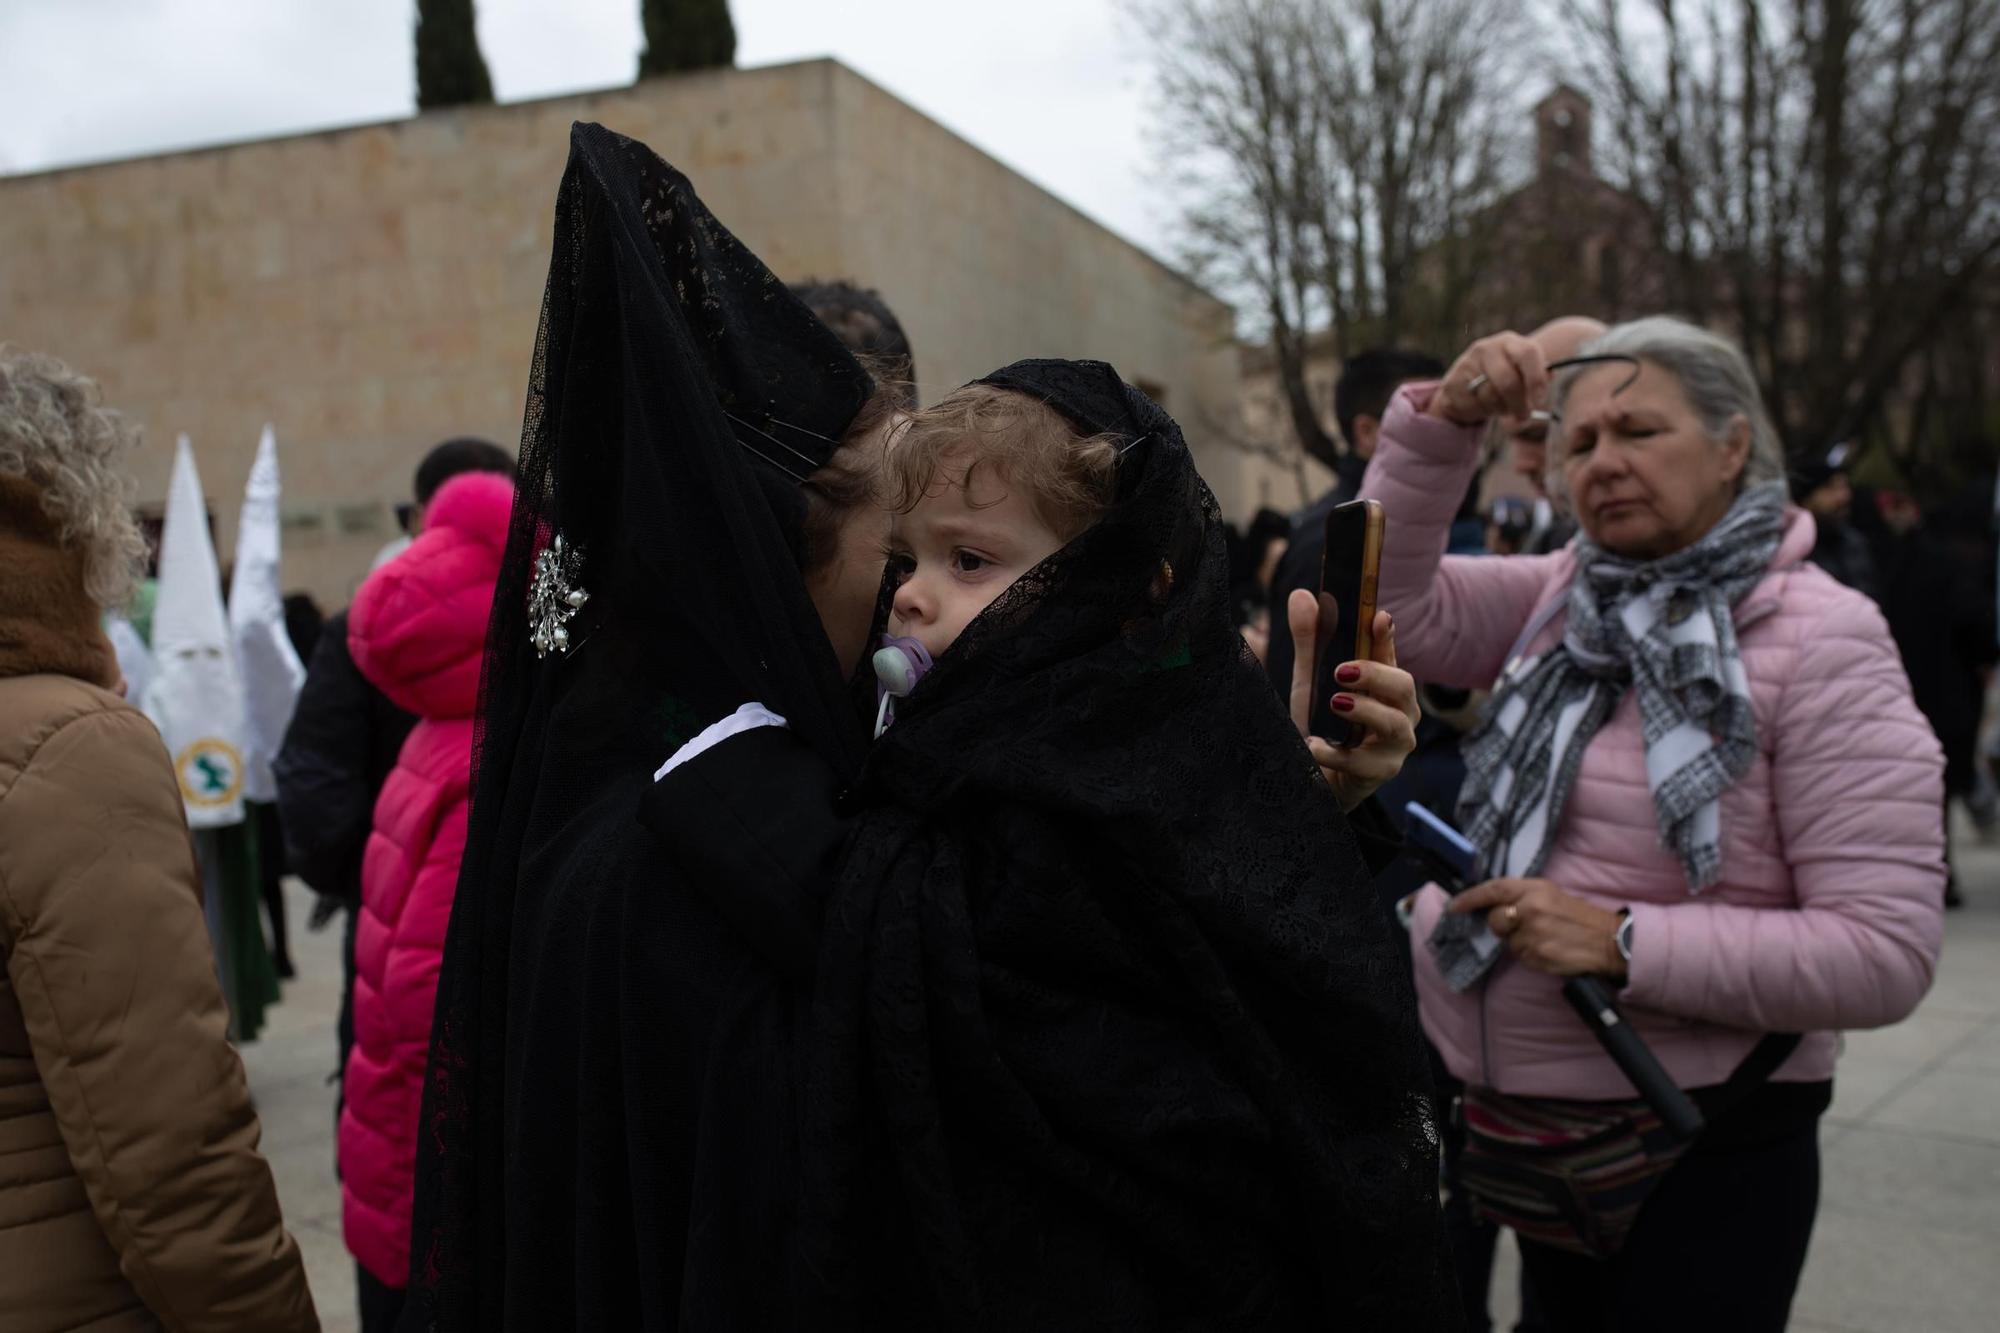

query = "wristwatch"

[{"left": 1614, "top": 909, "right": 1636, "bottom": 965}]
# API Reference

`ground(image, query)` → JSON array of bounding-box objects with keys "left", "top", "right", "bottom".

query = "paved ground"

[
  {"left": 237, "top": 889, "right": 359, "bottom": 1331},
  {"left": 243, "top": 820, "right": 2000, "bottom": 1332}
]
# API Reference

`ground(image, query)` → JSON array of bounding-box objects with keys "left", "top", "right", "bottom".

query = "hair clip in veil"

[
  {"left": 724, "top": 409, "right": 837, "bottom": 483},
  {"left": 528, "top": 532, "right": 591, "bottom": 658}
]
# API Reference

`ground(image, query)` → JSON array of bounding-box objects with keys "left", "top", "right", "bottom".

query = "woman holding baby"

[{"left": 400, "top": 125, "right": 1453, "bottom": 1332}]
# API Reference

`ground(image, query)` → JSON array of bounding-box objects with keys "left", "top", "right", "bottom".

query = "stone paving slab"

[
  {"left": 1792, "top": 1206, "right": 2000, "bottom": 1333},
  {"left": 1863, "top": 1063, "right": 2000, "bottom": 1145},
  {"left": 1817, "top": 1125, "right": 2000, "bottom": 1238}
]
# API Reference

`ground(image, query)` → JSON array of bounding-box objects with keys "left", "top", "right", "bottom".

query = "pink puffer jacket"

[
  {"left": 1368, "top": 383, "right": 1945, "bottom": 1099},
  {"left": 339, "top": 472, "right": 512, "bottom": 1286}
]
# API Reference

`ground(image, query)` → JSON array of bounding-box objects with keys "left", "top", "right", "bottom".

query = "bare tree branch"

[
  {"left": 1139, "top": 0, "right": 1525, "bottom": 479},
  {"left": 1564, "top": 0, "right": 2000, "bottom": 477}
]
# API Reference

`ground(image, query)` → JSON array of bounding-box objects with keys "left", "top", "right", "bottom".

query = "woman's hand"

[
  {"left": 1453, "top": 877, "right": 1627, "bottom": 981},
  {"left": 1287, "top": 591, "right": 1419, "bottom": 813},
  {"left": 1429, "top": 331, "right": 1551, "bottom": 429}
]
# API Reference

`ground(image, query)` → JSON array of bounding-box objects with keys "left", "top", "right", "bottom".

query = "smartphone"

[
  {"left": 1309, "top": 498, "right": 1386, "bottom": 745},
  {"left": 1403, "top": 802, "right": 1479, "bottom": 891}
]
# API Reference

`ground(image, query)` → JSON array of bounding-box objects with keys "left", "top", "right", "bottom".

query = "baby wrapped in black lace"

[{"left": 727, "top": 361, "right": 1459, "bottom": 1330}]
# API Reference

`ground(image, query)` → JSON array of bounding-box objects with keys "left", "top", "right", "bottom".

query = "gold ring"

[{"left": 1467, "top": 372, "right": 1491, "bottom": 394}]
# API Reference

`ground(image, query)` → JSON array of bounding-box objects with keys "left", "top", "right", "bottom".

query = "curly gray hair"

[
  {"left": 1548, "top": 317, "right": 1786, "bottom": 507},
  {"left": 0, "top": 347, "right": 150, "bottom": 611}
]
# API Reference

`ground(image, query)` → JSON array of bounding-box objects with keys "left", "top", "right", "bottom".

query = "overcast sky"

[{"left": 0, "top": 0, "right": 1174, "bottom": 257}]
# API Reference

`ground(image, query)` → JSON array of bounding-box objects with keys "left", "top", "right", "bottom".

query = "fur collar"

[{"left": 0, "top": 474, "right": 119, "bottom": 688}]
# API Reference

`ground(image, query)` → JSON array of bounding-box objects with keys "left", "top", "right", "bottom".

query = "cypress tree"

[
  {"left": 416, "top": 0, "right": 496, "bottom": 110},
  {"left": 637, "top": 0, "right": 738, "bottom": 78}
]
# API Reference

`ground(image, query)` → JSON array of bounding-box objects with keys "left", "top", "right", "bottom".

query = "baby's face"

[{"left": 887, "top": 459, "right": 1065, "bottom": 663}]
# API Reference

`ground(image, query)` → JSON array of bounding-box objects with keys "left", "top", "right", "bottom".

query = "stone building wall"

[
  {"left": 1, "top": 59, "right": 1258, "bottom": 607},
  {"left": 821, "top": 70, "right": 1244, "bottom": 449}
]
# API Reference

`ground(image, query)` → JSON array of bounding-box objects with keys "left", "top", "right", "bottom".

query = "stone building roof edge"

[
  {"left": 1, "top": 54, "right": 1234, "bottom": 321},
  {"left": 0, "top": 57, "right": 829, "bottom": 185},
  {"left": 819, "top": 61, "right": 1232, "bottom": 317}
]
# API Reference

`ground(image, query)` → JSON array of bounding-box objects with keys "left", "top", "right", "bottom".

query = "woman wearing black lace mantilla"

[{"left": 401, "top": 124, "right": 1457, "bottom": 1331}]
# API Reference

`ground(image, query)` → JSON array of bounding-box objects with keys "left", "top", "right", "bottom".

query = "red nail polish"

[
  {"left": 1331, "top": 694, "right": 1355, "bottom": 713},
  {"left": 1335, "top": 663, "right": 1362, "bottom": 684}
]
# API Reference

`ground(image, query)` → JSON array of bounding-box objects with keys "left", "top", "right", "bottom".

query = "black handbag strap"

[{"left": 1704, "top": 1032, "right": 1802, "bottom": 1122}]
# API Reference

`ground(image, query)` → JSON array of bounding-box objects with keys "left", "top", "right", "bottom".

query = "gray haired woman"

[
  {"left": 1355, "top": 317, "right": 1945, "bottom": 1330},
  {"left": 0, "top": 347, "right": 318, "bottom": 1331}
]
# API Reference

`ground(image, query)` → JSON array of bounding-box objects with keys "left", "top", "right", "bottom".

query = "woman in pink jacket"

[
  {"left": 339, "top": 469, "right": 513, "bottom": 1332},
  {"left": 1362, "top": 317, "right": 1944, "bottom": 1331}
]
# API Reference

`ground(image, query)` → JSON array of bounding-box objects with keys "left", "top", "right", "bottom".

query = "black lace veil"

[
  {"left": 403, "top": 122, "right": 874, "bottom": 1326},
  {"left": 787, "top": 361, "right": 1458, "bottom": 1327}
]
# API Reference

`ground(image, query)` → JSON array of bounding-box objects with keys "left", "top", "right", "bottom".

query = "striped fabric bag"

[
  {"left": 1456, "top": 1088, "right": 1686, "bottom": 1258},
  {"left": 1455, "top": 1032, "right": 1801, "bottom": 1259}
]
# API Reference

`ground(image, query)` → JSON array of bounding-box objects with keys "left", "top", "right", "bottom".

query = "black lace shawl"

[
  {"left": 401, "top": 123, "right": 876, "bottom": 1330},
  {"left": 779, "top": 360, "right": 1458, "bottom": 1329}
]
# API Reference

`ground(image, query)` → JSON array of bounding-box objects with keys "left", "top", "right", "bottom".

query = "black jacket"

[
  {"left": 642, "top": 726, "right": 1410, "bottom": 972},
  {"left": 273, "top": 608, "right": 416, "bottom": 906},
  {"left": 1810, "top": 519, "right": 1880, "bottom": 604},
  {"left": 1872, "top": 528, "right": 1998, "bottom": 793},
  {"left": 421, "top": 722, "right": 848, "bottom": 1329}
]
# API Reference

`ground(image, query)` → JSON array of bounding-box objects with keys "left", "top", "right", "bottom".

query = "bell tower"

[{"left": 1536, "top": 85, "right": 1594, "bottom": 178}]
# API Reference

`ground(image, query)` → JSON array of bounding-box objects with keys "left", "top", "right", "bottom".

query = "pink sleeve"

[
  {"left": 1362, "top": 383, "right": 1564, "bottom": 689},
  {"left": 1406, "top": 882, "right": 1451, "bottom": 946},
  {"left": 1621, "top": 588, "right": 1947, "bottom": 1032}
]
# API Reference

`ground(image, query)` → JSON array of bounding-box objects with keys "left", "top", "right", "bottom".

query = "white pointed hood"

[
  {"left": 141, "top": 435, "right": 248, "bottom": 828},
  {"left": 227, "top": 425, "right": 305, "bottom": 802}
]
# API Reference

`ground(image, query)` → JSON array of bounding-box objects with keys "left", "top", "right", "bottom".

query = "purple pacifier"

[{"left": 872, "top": 635, "right": 933, "bottom": 738}]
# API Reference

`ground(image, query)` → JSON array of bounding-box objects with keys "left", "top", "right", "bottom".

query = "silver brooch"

[{"left": 528, "top": 533, "right": 589, "bottom": 658}]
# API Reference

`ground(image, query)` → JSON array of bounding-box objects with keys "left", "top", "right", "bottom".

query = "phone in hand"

[
  {"left": 1403, "top": 802, "right": 1478, "bottom": 891},
  {"left": 1309, "top": 498, "right": 1386, "bottom": 745}
]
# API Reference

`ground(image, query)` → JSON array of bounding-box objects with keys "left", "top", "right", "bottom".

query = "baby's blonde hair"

[{"left": 884, "top": 383, "right": 1120, "bottom": 541}]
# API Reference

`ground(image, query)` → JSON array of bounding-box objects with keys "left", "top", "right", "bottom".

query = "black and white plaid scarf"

[{"left": 1456, "top": 481, "right": 1788, "bottom": 893}]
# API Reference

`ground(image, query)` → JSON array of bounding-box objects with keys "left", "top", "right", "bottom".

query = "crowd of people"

[{"left": 0, "top": 120, "right": 1984, "bottom": 1333}]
